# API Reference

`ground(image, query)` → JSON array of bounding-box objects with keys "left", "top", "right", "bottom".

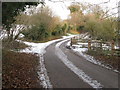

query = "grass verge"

[
  {"left": 2, "top": 40, "right": 28, "bottom": 51},
  {"left": 86, "top": 49, "right": 119, "bottom": 71},
  {"left": 2, "top": 50, "right": 42, "bottom": 88}
]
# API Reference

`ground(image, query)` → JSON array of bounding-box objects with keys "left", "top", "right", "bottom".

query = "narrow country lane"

[
  {"left": 44, "top": 41, "right": 92, "bottom": 88},
  {"left": 60, "top": 40, "right": 118, "bottom": 88},
  {"left": 44, "top": 39, "right": 118, "bottom": 88}
]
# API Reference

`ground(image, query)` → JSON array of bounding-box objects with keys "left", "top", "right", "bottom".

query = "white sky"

[{"left": 37, "top": 0, "right": 120, "bottom": 20}]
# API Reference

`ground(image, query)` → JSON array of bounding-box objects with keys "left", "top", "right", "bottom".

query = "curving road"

[{"left": 44, "top": 39, "right": 118, "bottom": 88}]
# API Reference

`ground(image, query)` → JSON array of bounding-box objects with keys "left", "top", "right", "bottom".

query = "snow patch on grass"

[
  {"left": 18, "top": 34, "right": 75, "bottom": 54},
  {"left": 0, "top": 30, "right": 7, "bottom": 40},
  {"left": 55, "top": 39, "right": 103, "bottom": 88},
  {"left": 74, "top": 49, "right": 119, "bottom": 73},
  {"left": 67, "top": 41, "right": 119, "bottom": 73}
]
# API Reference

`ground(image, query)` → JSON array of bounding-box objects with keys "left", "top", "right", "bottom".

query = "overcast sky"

[{"left": 37, "top": 0, "right": 120, "bottom": 20}]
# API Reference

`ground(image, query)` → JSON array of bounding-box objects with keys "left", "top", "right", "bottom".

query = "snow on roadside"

[
  {"left": 19, "top": 34, "right": 76, "bottom": 54},
  {"left": 67, "top": 41, "right": 119, "bottom": 73},
  {"left": 18, "top": 34, "right": 76, "bottom": 88},
  {"left": 55, "top": 39, "right": 103, "bottom": 88},
  {"left": 37, "top": 54, "right": 52, "bottom": 88}
]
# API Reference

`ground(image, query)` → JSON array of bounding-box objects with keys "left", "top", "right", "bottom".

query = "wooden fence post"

[
  {"left": 111, "top": 40, "right": 115, "bottom": 50},
  {"left": 100, "top": 41, "right": 102, "bottom": 49},
  {"left": 88, "top": 40, "right": 91, "bottom": 50},
  {"left": 111, "top": 40, "right": 115, "bottom": 55},
  {"left": 70, "top": 38, "right": 72, "bottom": 46}
]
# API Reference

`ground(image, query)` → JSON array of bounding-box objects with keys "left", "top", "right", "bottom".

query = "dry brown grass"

[
  {"left": 69, "top": 30, "right": 79, "bottom": 34},
  {"left": 86, "top": 50, "right": 119, "bottom": 71},
  {"left": 2, "top": 50, "right": 42, "bottom": 88},
  {"left": 2, "top": 40, "right": 28, "bottom": 50}
]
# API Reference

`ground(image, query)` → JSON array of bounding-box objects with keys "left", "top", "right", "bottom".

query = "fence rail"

[{"left": 70, "top": 36, "right": 119, "bottom": 51}]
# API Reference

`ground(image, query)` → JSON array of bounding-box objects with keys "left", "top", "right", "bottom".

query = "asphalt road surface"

[{"left": 44, "top": 40, "right": 118, "bottom": 88}]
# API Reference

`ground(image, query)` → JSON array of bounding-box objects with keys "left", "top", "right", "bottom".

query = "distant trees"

[
  {"left": 2, "top": 2, "right": 118, "bottom": 43},
  {"left": 67, "top": 3, "right": 118, "bottom": 42},
  {"left": 22, "top": 7, "right": 67, "bottom": 41},
  {"left": 68, "top": 4, "right": 84, "bottom": 32},
  {"left": 2, "top": 2, "right": 69, "bottom": 42},
  {"left": 84, "top": 12, "right": 117, "bottom": 41}
]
